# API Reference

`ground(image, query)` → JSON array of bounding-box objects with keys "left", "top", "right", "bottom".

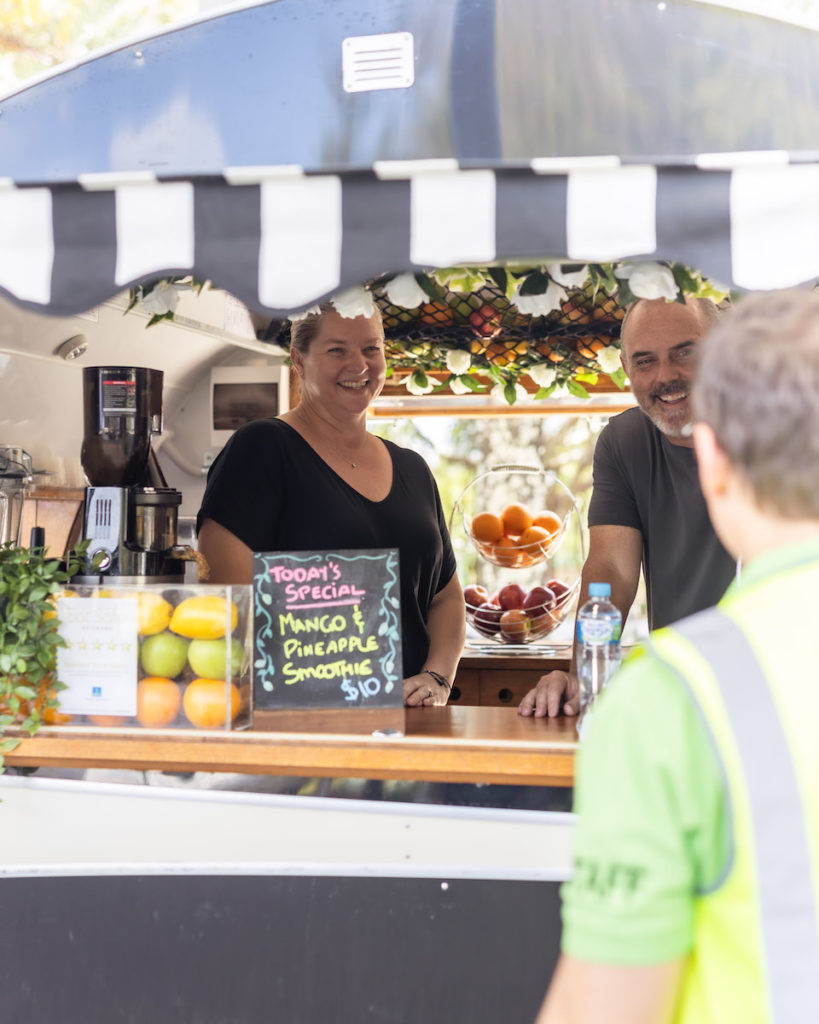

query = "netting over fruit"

[{"left": 264, "top": 279, "right": 625, "bottom": 381}]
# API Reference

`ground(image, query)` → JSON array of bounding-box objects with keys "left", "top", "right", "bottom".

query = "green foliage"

[
  {"left": 0, "top": 0, "right": 197, "bottom": 94},
  {"left": 0, "top": 542, "right": 87, "bottom": 770}
]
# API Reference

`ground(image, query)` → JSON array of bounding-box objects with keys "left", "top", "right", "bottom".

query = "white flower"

[
  {"left": 491, "top": 381, "right": 528, "bottom": 404},
  {"left": 449, "top": 375, "right": 472, "bottom": 395},
  {"left": 528, "top": 363, "right": 557, "bottom": 388},
  {"left": 405, "top": 371, "right": 435, "bottom": 395},
  {"left": 289, "top": 303, "right": 321, "bottom": 322},
  {"left": 545, "top": 262, "right": 588, "bottom": 288},
  {"left": 596, "top": 345, "right": 622, "bottom": 374},
  {"left": 615, "top": 262, "right": 678, "bottom": 301},
  {"left": 331, "top": 285, "right": 375, "bottom": 320},
  {"left": 511, "top": 278, "right": 567, "bottom": 316},
  {"left": 383, "top": 273, "right": 427, "bottom": 309},
  {"left": 445, "top": 349, "right": 471, "bottom": 374},
  {"left": 139, "top": 281, "right": 182, "bottom": 315}
]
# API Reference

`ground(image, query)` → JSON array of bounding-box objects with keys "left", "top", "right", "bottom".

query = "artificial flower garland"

[{"left": 133, "top": 261, "right": 727, "bottom": 404}]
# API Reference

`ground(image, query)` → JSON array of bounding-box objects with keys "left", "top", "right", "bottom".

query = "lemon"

[
  {"left": 169, "top": 595, "right": 238, "bottom": 640},
  {"left": 136, "top": 591, "right": 173, "bottom": 636}
]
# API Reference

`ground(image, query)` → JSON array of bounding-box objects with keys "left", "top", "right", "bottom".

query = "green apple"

[
  {"left": 187, "top": 637, "right": 244, "bottom": 680},
  {"left": 140, "top": 631, "right": 190, "bottom": 679}
]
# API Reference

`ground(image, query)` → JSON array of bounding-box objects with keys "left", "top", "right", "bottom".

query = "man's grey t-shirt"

[{"left": 588, "top": 407, "right": 736, "bottom": 630}]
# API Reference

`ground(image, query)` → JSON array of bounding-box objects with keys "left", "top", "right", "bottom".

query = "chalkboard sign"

[{"left": 252, "top": 549, "right": 403, "bottom": 711}]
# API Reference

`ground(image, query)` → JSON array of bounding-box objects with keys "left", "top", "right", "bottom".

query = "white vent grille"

[{"left": 342, "top": 32, "right": 414, "bottom": 93}]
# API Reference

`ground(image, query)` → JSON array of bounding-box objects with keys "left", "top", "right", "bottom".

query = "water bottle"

[{"left": 576, "top": 582, "right": 622, "bottom": 732}]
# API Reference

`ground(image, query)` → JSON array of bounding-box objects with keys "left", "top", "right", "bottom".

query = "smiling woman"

[{"left": 196, "top": 303, "right": 466, "bottom": 707}]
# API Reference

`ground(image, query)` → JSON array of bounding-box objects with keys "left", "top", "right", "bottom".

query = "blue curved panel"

[{"left": 2, "top": 0, "right": 819, "bottom": 184}]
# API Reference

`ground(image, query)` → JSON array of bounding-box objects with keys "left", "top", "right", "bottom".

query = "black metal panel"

[{"left": 0, "top": 875, "right": 561, "bottom": 1023}]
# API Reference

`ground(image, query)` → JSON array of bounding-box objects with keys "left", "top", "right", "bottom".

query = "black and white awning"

[
  {"left": 2, "top": 0, "right": 819, "bottom": 318},
  {"left": 3, "top": 158, "right": 819, "bottom": 317}
]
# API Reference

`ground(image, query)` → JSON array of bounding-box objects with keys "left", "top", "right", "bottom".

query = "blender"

[{"left": 76, "top": 366, "right": 186, "bottom": 584}]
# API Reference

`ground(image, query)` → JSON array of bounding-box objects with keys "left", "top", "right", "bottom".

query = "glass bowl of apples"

[
  {"left": 464, "top": 576, "right": 580, "bottom": 647},
  {"left": 452, "top": 465, "right": 580, "bottom": 570}
]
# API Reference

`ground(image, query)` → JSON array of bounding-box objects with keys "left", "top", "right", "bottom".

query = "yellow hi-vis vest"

[{"left": 648, "top": 564, "right": 819, "bottom": 1024}]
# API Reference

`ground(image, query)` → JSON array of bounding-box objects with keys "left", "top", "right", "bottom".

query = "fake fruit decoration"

[
  {"left": 137, "top": 676, "right": 182, "bottom": 727},
  {"left": 55, "top": 587, "right": 249, "bottom": 732},
  {"left": 183, "top": 678, "right": 242, "bottom": 729},
  {"left": 187, "top": 637, "right": 244, "bottom": 680},
  {"left": 140, "top": 631, "right": 189, "bottom": 679},
  {"left": 465, "top": 578, "right": 577, "bottom": 644},
  {"left": 137, "top": 591, "right": 172, "bottom": 636},
  {"left": 170, "top": 595, "right": 238, "bottom": 639},
  {"left": 469, "top": 501, "right": 564, "bottom": 568},
  {"left": 469, "top": 303, "right": 503, "bottom": 339}
]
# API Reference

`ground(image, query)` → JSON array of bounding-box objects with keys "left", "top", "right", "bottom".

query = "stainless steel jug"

[{"left": 0, "top": 447, "right": 32, "bottom": 546}]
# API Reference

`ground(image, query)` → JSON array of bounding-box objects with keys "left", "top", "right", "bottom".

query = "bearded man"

[{"left": 520, "top": 296, "right": 736, "bottom": 718}]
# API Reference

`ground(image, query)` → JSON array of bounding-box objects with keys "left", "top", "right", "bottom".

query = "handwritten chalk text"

[
  {"left": 283, "top": 658, "right": 373, "bottom": 684},
  {"left": 283, "top": 635, "right": 379, "bottom": 660}
]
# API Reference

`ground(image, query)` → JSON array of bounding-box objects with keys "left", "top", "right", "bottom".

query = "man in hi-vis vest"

[{"left": 536, "top": 288, "right": 819, "bottom": 1024}]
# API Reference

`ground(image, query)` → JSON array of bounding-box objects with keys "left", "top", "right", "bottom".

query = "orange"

[
  {"left": 470, "top": 511, "right": 504, "bottom": 544},
  {"left": 137, "top": 676, "right": 182, "bottom": 727},
  {"left": 42, "top": 706, "right": 74, "bottom": 725},
  {"left": 518, "top": 524, "right": 552, "bottom": 556},
  {"left": 491, "top": 536, "right": 523, "bottom": 567},
  {"left": 532, "top": 510, "right": 562, "bottom": 536},
  {"left": 183, "top": 678, "right": 241, "bottom": 729},
  {"left": 30, "top": 679, "right": 74, "bottom": 725},
  {"left": 500, "top": 503, "right": 534, "bottom": 537},
  {"left": 87, "top": 714, "right": 129, "bottom": 727}
]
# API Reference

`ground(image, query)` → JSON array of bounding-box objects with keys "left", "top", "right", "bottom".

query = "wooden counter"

[
  {"left": 452, "top": 642, "right": 572, "bottom": 706},
  {"left": 5, "top": 705, "right": 578, "bottom": 787}
]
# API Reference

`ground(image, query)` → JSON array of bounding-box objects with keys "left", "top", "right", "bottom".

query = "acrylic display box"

[{"left": 51, "top": 584, "right": 253, "bottom": 730}]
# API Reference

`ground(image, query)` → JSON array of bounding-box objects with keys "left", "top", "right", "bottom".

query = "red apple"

[
  {"left": 463, "top": 584, "right": 489, "bottom": 609},
  {"left": 497, "top": 583, "right": 526, "bottom": 611},
  {"left": 522, "top": 585, "right": 556, "bottom": 615},
  {"left": 469, "top": 304, "right": 502, "bottom": 339},
  {"left": 489, "top": 590, "right": 501, "bottom": 606},
  {"left": 473, "top": 602, "right": 502, "bottom": 635},
  {"left": 546, "top": 579, "right": 571, "bottom": 606},
  {"left": 500, "top": 608, "right": 531, "bottom": 641}
]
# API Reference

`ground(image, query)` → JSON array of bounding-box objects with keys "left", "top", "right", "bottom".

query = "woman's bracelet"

[{"left": 422, "top": 669, "right": 451, "bottom": 692}]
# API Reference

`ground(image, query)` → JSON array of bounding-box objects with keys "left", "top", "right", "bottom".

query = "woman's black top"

[{"left": 196, "top": 418, "right": 457, "bottom": 676}]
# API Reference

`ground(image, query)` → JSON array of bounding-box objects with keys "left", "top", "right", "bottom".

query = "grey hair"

[{"left": 692, "top": 287, "right": 819, "bottom": 518}]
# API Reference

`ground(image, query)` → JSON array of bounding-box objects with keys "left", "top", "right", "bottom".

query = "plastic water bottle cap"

[{"left": 588, "top": 582, "right": 611, "bottom": 598}]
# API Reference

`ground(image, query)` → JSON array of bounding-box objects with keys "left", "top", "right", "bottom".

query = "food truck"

[{"left": 1, "top": 1, "right": 818, "bottom": 1020}]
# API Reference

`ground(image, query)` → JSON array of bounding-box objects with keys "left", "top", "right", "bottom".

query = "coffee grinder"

[{"left": 76, "top": 366, "right": 185, "bottom": 584}]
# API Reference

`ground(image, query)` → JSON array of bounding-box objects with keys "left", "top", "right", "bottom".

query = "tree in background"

[{"left": 0, "top": 0, "right": 196, "bottom": 93}]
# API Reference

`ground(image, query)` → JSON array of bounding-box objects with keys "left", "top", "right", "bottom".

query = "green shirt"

[{"left": 561, "top": 538, "right": 819, "bottom": 965}]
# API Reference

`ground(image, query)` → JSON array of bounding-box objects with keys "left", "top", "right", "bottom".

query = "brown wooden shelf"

[{"left": 5, "top": 706, "right": 578, "bottom": 787}]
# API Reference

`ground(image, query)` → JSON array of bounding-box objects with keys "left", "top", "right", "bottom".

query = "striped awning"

[{"left": 2, "top": 0, "right": 819, "bottom": 317}]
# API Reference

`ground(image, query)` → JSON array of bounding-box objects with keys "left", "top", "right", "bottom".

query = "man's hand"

[{"left": 518, "top": 670, "right": 579, "bottom": 718}]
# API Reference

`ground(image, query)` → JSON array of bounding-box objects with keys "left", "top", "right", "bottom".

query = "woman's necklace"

[{"left": 295, "top": 408, "right": 368, "bottom": 469}]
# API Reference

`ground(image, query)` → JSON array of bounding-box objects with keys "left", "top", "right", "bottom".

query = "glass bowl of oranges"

[{"left": 453, "top": 465, "right": 580, "bottom": 570}]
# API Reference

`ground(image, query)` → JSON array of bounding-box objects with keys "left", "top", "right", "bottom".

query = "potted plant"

[{"left": 0, "top": 541, "right": 86, "bottom": 769}]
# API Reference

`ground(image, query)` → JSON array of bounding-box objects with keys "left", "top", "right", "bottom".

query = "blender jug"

[{"left": 0, "top": 447, "right": 32, "bottom": 546}]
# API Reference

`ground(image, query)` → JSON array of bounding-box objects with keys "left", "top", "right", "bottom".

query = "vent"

[{"left": 342, "top": 32, "right": 414, "bottom": 93}]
